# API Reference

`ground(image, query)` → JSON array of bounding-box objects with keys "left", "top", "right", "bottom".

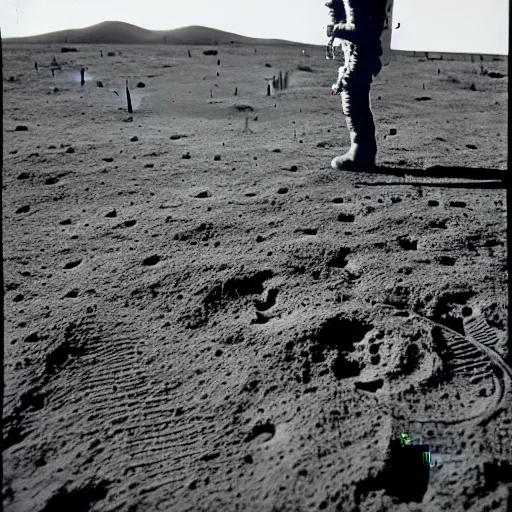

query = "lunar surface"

[{"left": 2, "top": 41, "right": 510, "bottom": 511}]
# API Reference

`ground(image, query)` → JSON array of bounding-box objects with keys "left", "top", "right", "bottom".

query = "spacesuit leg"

[{"left": 331, "top": 0, "right": 390, "bottom": 171}]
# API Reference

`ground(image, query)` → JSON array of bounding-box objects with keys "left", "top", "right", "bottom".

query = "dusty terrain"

[{"left": 2, "top": 42, "right": 510, "bottom": 511}]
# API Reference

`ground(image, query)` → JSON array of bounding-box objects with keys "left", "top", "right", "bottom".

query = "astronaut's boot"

[{"left": 331, "top": 84, "right": 377, "bottom": 171}]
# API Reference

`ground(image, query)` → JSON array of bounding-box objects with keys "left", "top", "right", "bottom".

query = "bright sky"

[{"left": 1, "top": 0, "right": 509, "bottom": 55}]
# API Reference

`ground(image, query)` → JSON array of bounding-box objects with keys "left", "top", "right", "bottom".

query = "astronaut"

[{"left": 326, "top": 0, "right": 394, "bottom": 171}]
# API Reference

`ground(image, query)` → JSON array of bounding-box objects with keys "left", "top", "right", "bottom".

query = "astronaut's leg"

[
  {"left": 331, "top": 48, "right": 377, "bottom": 171},
  {"left": 330, "top": 0, "right": 390, "bottom": 171}
]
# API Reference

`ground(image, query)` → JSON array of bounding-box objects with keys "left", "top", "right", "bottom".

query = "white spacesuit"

[{"left": 326, "top": 0, "right": 394, "bottom": 171}]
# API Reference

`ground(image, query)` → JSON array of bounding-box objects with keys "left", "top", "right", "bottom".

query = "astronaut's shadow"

[{"left": 357, "top": 164, "right": 505, "bottom": 189}]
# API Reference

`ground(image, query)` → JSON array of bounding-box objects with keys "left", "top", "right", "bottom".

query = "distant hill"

[{"left": 1, "top": 21, "right": 301, "bottom": 46}]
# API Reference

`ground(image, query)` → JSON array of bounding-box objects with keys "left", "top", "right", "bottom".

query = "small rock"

[
  {"left": 182, "top": 152, "right": 191, "bottom": 159},
  {"left": 105, "top": 209, "right": 117, "bottom": 218},
  {"left": 389, "top": 128, "right": 397, "bottom": 135},
  {"left": 17, "top": 172, "right": 30, "bottom": 180},
  {"left": 144, "top": 163, "right": 154, "bottom": 168},
  {"left": 338, "top": 213, "right": 355, "bottom": 222},
  {"left": 466, "top": 144, "right": 477, "bottom": 149},
  {"left": 428, "top": 200, "right": 439, "bottom": 207},
  {"left": 143, "top": 255, "right": 160, "bottom": 266},
  {"left": 24, "top": 332, "right": 39, "bottom": 343},
  {"left": 15, "top": 125, "right": 28, "bottom": 131},
  {"left": 16, "top": 205, "right": 30, "bottom": 214},
  {"left": 439, "top": 256, "right": 456, "bottom": 266},
  {"left": 66, "top": 147, "right": 75, "bottom": 153},
  {"left": 102, "top": 157, "right": 114, "bottom": 162},
  {"left": 137, "top": 82, "right": 145, "bottom": 88},
  {"left": 290, "top": 165, "right": 298, "bottom": 172},
  {"left": 470, "top": 83, "right": 476, "bottom": 91},
  {"left": 277, "top": 187, "right": 288, "bottom": 194},
  {"left": 123, "top": 117, "right": 133, "bottom": 123},
  {"left": 131, "top": 136, "right": 138, "bottom": 142},
  {"left": 96, "top": 81, "right": 104, "bottom": 87},
  {"left": 449, "top": 200, "right": 466, "bottom": 208},
  {"left": 214, "top": 155, "right": 221, "bottom": 161}
]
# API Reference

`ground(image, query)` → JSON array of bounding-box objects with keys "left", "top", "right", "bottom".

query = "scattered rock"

[
  {"left": 136, "top": 82, "right": 145, "bottom": 88},
  {"left": 64, "top": 260, "right": 82, "bottom": 269},
  {"left": 105, "top": 210, "right": 117, "bottom": 218},
  {"left": 66, "top": 147, "right": 75, "bottom": 154},
  {"left": 214, "top": 155, "right": 221, "bottom": 161},
  {"left": 397, "top": 236, "right": 417, "bottom": 250},
  {"left": 16, "top": 205, "right": 30, "bottom": 214},
  {"left": 338, "top": 213, "right": 355, "bottom": 222},
  {"left": 415, "top": 97, "right": 431, "bottom": 101},
  {"left": 234, "top": 104, "right": 254, "bottom": 112},
  {"left": 96, "top": 81, "right": 103, "bottom": 87},
  {"left": 24, "top": 332, "right": 40, "bottom": 343},
  {"left": 439, "top": 256, "right": 456, "bottom": 266},
  {"left": 389, "top": 128, "right": 397, "bottom": 135},
  {"left": 277, "top": 187, "right": 288, "bottom": 194},
  {"left": 15, "top": 126, "right": 28, "bottom": 131},
  {"left": 17, "top": 172, "right": 30, "bottom": 180},
  {"left": 142, "top": 255, "right": 160, "bottom": 266},
  {"left": 123, "top": 117, "right": 133, "bottom": 123},
  {"left": 182, "top": 152, "right": 191, "bottom": 159},
  {"left": 194, "top": 191, "right": 211, "bottom": 198},
  {"left": 429, "top": 219, "right": 447, "bottom": 229},
  {"left": 428, "top": 200, "right": 439, "bottom": 207},
  {"left": 466, "top": 144, "right": 477, "bottom": 150},
  {"left": 102, "top": 157, "right": 114, "bottom": 162},
  {"left": 144, "top": 163, "right": 154, "bottom": 168},
  {"left": 354, "top": 379, "right": 383, "bottom": 392},
  {"left": 130, "top": 136, "right": 138, "bottom": 142},
  {"left": 449, "top": 200, "right": 466, "bottom": 208}
]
